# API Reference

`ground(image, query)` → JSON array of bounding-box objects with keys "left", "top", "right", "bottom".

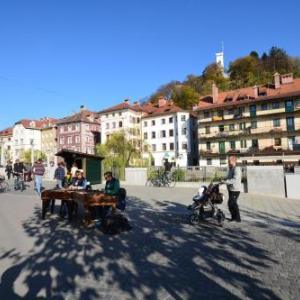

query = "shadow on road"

[{"left": 0, "top": 195, "right": 284, "bottom": 300}]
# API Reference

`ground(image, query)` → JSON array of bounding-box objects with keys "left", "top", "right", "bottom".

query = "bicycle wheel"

[
  {"left": 0, "top": 181, "right": 9, "bottom": 192},
  {"left": 168, "top": 178, "right": 176, "bottom": 188}
]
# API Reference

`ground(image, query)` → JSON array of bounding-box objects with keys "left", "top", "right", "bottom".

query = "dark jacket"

[
  {"left": 54, "top": 166, "right": 65, "bottom": 180},
  {"left": 105, "top": 178, "right": 120, "bottom": 196},
  {"left": 13, "top": 163, "right": 26, "bottom": 174},
  {"left": 5, "top": 165, "right": 13, "bottom": 174}
]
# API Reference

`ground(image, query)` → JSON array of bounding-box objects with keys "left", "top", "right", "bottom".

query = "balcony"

[{"left": 212, "top": 116, "right": 223, "bottom": 121}]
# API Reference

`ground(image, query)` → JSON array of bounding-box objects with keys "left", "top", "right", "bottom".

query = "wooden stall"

[{"left": 55, "top": 149, "right": 104, "bottom": 184}]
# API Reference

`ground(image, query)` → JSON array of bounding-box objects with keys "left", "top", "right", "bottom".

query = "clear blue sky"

[{"left": 0, "top": 0, "right": 300, "bottom": 129}]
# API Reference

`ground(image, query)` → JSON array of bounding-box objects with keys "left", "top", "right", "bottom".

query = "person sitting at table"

[
  {"left": 69, "top": 171, "right": 87, "bottom": 190},
  {"left": 104, "top": 171, "right": 120, "bottom": 196}
]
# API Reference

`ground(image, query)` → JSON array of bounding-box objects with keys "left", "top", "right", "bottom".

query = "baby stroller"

[{"left": 187, "top": 182, "right": 225, "bottom": 226}]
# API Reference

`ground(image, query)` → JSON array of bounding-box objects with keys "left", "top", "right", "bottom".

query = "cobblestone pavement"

[{"left": 0, "top": 182, "right": 299, "bottom": 300}]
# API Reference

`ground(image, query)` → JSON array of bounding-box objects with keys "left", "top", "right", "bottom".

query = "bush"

[{"left": 172, "top": 168, "right": 185, "bottom": 182}]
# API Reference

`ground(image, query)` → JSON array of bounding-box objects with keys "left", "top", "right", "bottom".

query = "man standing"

[
  {"left": 224, "top": 156, "right": 242, "bottom": 222},
  {"left": 54, "top": 162, "right": 65, "bottom": 189},
  {"left": 5, "top": 161, "right": 13, "bottom": 180},
  {"left": 32, "top": 158, "right": 45, "bottom": 194}
]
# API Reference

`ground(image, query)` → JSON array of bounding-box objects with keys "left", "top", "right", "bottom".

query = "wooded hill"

[{"left": 149, "top": 47, "right": 300, "bottom": 109}]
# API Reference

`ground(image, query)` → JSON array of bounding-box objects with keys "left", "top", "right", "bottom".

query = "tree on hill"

[{"left": 172, "top": 85, "right": 200, "bottom": 110}]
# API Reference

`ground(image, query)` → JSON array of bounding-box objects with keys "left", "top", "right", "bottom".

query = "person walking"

[
  {"left": 32, "top": 159, "right": 45, "bottom": 194},
  {"left": 224, "top": 155, "right": 242, "bottom": 222},
  {"left": 5, "top": 161, "right": 13, "bottom": 180},
  {"left": 54, "top": 162, "right": 65, "bottom": 189}
]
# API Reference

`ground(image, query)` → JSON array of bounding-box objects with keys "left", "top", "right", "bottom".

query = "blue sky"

[{"left": 0, "top": 0, "right": 299, "bottom": 129}]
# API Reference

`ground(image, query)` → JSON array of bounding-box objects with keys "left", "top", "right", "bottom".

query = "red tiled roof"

[
  {"left": 141, "top": 100, "right": 185, "bottom": 118},
  {"left": 197, "top": 78, "right": 300, "bottom": 110},
  {"left": 0, "top": 127, "right": 13, "bottom": 136},
  {"left": 99, "top": 101, "right": 143, "bottom": 114},
  {"left": 57, "top": 110, "right": 100, "bottom": 125},
  {"left": 15, "top": 118, "right": 57, "bottom": 129}
]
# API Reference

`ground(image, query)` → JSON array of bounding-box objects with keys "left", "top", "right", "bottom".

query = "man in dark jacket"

[
  {"left": 54, "top": 162, "right": 65, "bottom": 189},
  {"left": 5, "top": 161, "right": 13, "bottom": 180}
]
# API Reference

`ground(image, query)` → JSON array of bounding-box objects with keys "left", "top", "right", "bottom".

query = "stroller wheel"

[{"left": 189, "top": 214, "right": 200, "bottom": 225}]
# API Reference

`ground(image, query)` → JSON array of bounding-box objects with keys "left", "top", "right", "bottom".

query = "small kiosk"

[{"left": 55, "top": 149, "right": 104, "bottom": 184}]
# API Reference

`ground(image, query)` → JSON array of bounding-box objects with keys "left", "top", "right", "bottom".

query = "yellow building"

[
  {"left": 41, "top": 120, "right": 58, "bottom": 164},
  {"left": 197, "top": 73, "right": 300, "bottom": 166}
]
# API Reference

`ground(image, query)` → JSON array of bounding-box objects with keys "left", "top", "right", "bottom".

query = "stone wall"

[{"left": 247, "top": 166, "right": 286, "bottom": 198}]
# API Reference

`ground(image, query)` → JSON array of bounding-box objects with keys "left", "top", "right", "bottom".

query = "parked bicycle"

[
  {"left": 146, "top": 170, "right": 176, "bottom": 188},
  {"left": 0, "top": 175, "right": 10, "bottom": 192}
]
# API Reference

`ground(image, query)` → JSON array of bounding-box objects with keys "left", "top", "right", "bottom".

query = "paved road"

[{"left": 0, "top": 182, "right": 299, "bottom": 300}]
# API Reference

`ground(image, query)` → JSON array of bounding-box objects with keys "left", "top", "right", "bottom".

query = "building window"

[
  {"left": 220, "top": 158, "right": 227, "bottom": 165},
  {"left": 206, "top": 141, "right": 211, "bottom": 150},
  {"left": 272, "top": 102, "right": 280, "bottom": 109},
  {"left": 169, "top": 129, "right": 174, "bottom": 137},
  {"left": 182, "top": 128, "right": 187, "bottom": 135},
  {"left": 219, "top": 125, "right": 224, "bottom": 132},
  {"left": 217, "top": 110, "right": 224, "bottom": 117},
  {"left": 273, "top": 119, "right": 280, "bottom": 127},
  {"left": 75, "top": 136, "right": 80, "bottom": 143},
  {"left": 151, "top": 132, "right": 156, "bottom": 139},
  {"left": 76, "top": 123, "right": 80, "bottom": 131},
  {"left": 161, "top": 119, "right": 166, "bottom": 125},
  {"left": 119, "top": 112, "right": 122, "bottom": 116},
  {"left": 286, "top": 117, "right": 295, "bottom": 131},
  {"left": 207, "top": 158, "right": 212, "bottom": 166},
  {"left": 60, "top": 137, "right": 64, "bottom": 144},
  {"left": 251, "top": 120, "right": 257, "bottom": 129},
  {"left": 205, "top": 126, "right": 210, "bottom": 134},
  {"left": 119, "top": 121, "right": 123, "bottom": 128},
  {"left": 170, "top": 143, "right": 174, "bottom": 150},
  {"left": 112, "top": 122, "right": 116, "bottom": 129},
  {"left": 181, "top": 115, "right": 186, "bottom": 121},
  {"left": 60, "top": 127, "right": 64, "bottom": 133},
  {"left": 64, "top": 125, "right": 68, "bottom": 132},
  {"left": 229, "top": 124, "right": 235, "bottom": 131},
  {"left": 152, "top": 144, "right": 156, "bottom": 151},
  {"left": 240, "top": 140, "right": 247, "bottom": 148},
  {"left": 169, "top": 117, "right": 173, "bottom": 124},
  {"left": 151, "top": 120, "right": 155, "bottom": 126},
  {"left": 182, "top": 143, "right": 187, "bottom": 150},
  {"left": 252, "top": 139, "right": 258, "bottom": 149},
  {"left": 106, "top": 123, "right": 109, "bottom": 129},
  {"left": 86, "top": 136, "right": 89, "bottom": 143},
  {"left": 144, "top": 121, "right": 148, "bottom": 127},
  {"left": 68, "top": 125, "right": 72, "bottom": 131},
  {"left": 204, "top": 111, "right": 210, "bottom": 118},
  {"left": 227, "top": 108, "right": 234, "bottom": 115},
  {"left": 261, "top": 103, "right": 268, "bottom": 111},
  {"left": 144, "top": 133, "right": 148, "bottom": 140},
  {"left": 274, "top": 138, "right": 281, "bottom": 146},
  {"left": 67, "top": 136, "right": 72, "bottom": 144},
  {"left": 162, "top": 143, "right": 167, "bottom": 151},
  {"left": 230, "top": 141, "right": 236, "bottom": 150},
  {"left": 161, "top": 130, "right": 166, "bottom": 138},
  {"left": 239, "top": 123, "right": 246, "bottom": 130}
]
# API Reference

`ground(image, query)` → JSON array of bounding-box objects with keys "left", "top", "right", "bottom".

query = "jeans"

[
  {"left": 56, "top": 179, "right": 63, "bottom": 189},
  {"left": 35, "top": 175, "right": 43, "bottom": 194},
  {"left": 228, "top": 191, "right": 241, "bottom": 221}
]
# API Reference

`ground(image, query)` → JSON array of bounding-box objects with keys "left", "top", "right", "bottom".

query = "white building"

[
  {"left": 12, "top": 118, "right": 56, "bottom": 163},
  {"left": 0, "top": 127, "right": 13, "bottom": 165},
  {"left": 142, "top": 98, "right": 198, "bottom": 167},
  {"left": 99, "top": 99, "right": 143, "bottom": 148}
]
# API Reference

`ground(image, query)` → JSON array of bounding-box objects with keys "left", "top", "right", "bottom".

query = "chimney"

[
  {"left": 281, "top": 73, "right": 294, "bottom": 84},
  {"left": 124, "top": 99, "right": 129, "bottom": 103},
  {"left": 192, "top": 104, "right": 199, "bottom": 111},
  {"left": 133, "top": 101, "right": 139, "bottom": 105},
  {"left": 253, "top": 85, "right": 258, "bottom": 98},
  {"left": 157, "top": 96, "right": 167, "bottom": 107},
  {"left": 212, "top": 83, "right": 218, "bottom": 104},
  {"left": 273, "top": 73, "right": 281, "bottom": 89}
]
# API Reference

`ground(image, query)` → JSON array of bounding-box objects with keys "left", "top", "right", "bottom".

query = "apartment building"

[
  {"left": 197, "top": 73, "right": 300, "bottom": 166},
  {"left": 40, "top": 120, "right": 58, "bottom": 164},
  {"left": 142, "top": 98, "right": 198, "bottom": 167},
  {"left": 0, "top": 127, "right": 13, "bottom": 165},
  {"left": 12, "top": 118, "right": 56, "bottom": 162},
  {"left": 98, "top": 99, "right": 143, "bottom": 148},
  {"left": 57, "top": 106, "right": 100, "bottom": 154}
]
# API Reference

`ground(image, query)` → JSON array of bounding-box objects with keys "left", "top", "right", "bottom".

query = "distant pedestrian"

[
  {"left": 54, "top": 162, "right": 65, "bottom": 189},
  {"left": 5, "top": 161, "right": 13, "bottom": 180},
  {"left": 224, "top": 155, "right": 242, "bottom": 222},
  {"left": 32, "top": 158, "right": 45, "bottom": 194}
]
